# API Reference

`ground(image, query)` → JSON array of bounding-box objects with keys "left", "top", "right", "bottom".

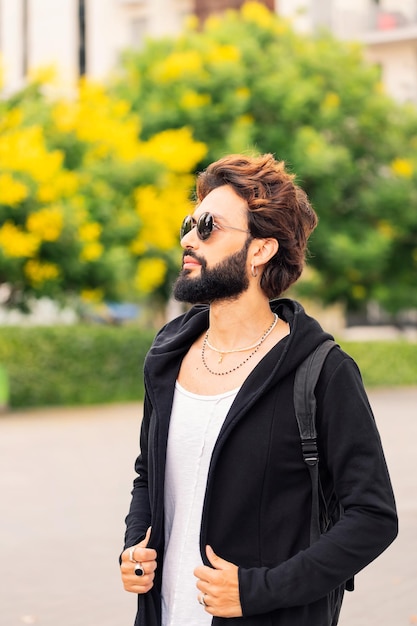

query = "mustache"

[{"left": 182, "top": 250, "right": 207, "bottom": 269}]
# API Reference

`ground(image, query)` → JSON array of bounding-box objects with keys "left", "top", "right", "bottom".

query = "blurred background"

[
  {"left": 0, "top": 1, "right": 416, "bottom": 624},
  {"left": 0, "top": 0, "right": 416, "bottom": 408}
]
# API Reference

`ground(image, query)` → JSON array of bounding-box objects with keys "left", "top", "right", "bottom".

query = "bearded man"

[{"left": 120, "top": 154, "right": 397, "bottom": 626}]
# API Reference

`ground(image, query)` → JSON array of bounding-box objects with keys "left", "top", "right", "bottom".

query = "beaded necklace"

[{"left": 201, "top": 314, "right": 278, "bottom": 376}]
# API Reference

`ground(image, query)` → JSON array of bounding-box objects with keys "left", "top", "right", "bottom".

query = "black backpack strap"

[{"left": 294, "top": 339, "right": 337, "bottom": 544}]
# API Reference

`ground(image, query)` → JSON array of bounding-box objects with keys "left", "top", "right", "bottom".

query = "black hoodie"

[{"left": 124, "top": 299, "right": 398, "bottom": 626}]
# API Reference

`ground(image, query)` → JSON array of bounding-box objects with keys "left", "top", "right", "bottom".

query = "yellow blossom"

[
  {"left": 273, "top": 17, "right": 289, "bottom": 35},
  {"left": 0, "top": 125, "right": 64, "bottom": 183},
  {"left": 26, "top": 206, "right": 64, "bottom": 242},
  {"left": 0, "top": 221, "right": 40, "bottom": 258},
  {"left": 241, "top": 2, "right": 274, "bottom": 29},
  {"left": 138, "top": 128, "right": 207, "bottom": 174},
  {"left": 84, "top": 143, "right": 111, "bottom": 162},
  {"left": 81, "top": 288, "right": 104, "bottom": 303},
  {"left": 206, "top": 45, "right": 241, "bottom": 65},
  {"left": 152, "top": 50, "right": 205, "bottom": 83},
  {"left": 51, "top": 101, "right": 77, "bottom": 133},
  {"left": 78, "top": 222, "right": 102, "bottom": 242},
  {"left": 134, "top": 258, "right": 167, "bottom": 294},
  {"left": 0, "top": 108, "right": 24, "bottom": 133},
  {"left": 28, "top": 64, "right": 57, "bottom": 85},
  {"left": 374, "top": 81, "right": 385, "bottom": 95},
  {"left": 322, "top": 92, "right": 340, "bottom": 111},
  {"left": 377, "top": 220, "right": 396, "bottom": 239},
  {"left": 238, "top": 114, "right": 254, "bottom": 125},
  {"left": 0, "top": 173, "right": 29, "bottom": 206},
  {"left": 236, "top": 87, "right": 250, "bottom": 100},
  {"left": 24, "top": 259, "right": 60, "bottom": 285},
  {"left": 75, "top": 81, "right": 141, "bottom": 161},
  {"left": 37, "top": 171, "right": 79, "bottom": 203},
  {"left": 80, "top": 242, "right": 104, "bottom": 262},
  {"left": 180, "top": 90, "right": 211, "bottom": 110},
  {"left": 184, "top": 14, "right": 199, "bottom": 31},
  {"left": 391, "top": 158, "right": 413, "bottom": 178},
  {"left": 132, "top": 178, "right": 194, "bottom": 254},
  {"left": 205, "top": 15, "right": 222, "bottom": 32},
  {"left": 52, "top": 80, "right": 142, "bottom": 162}
]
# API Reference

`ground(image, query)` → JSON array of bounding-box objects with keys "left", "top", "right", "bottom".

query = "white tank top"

[{"left": 161, "top": 382, "right": 239, "bottom": 626}]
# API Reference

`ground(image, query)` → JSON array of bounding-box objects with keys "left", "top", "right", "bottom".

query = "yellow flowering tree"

[
  {"left": 0, "top": 75, "right": 206, "bottom": 309},
  {"left": 112, "top": 1, "right": 417, "bottom": 313}
]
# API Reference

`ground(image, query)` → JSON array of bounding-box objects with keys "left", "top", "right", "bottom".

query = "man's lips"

[{"left": 183, "top": 255, "right": 201, "bottom": 270}]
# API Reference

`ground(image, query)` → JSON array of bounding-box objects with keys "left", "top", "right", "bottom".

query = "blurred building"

[
  {"left": 279, "top": 0, "right": 417, "bottom": 104},
  {"left": 195, "top": 0, "right": 274, "bottom": 22},
  {"left": 0, "top": 0, "right": 191, "bottom": 92},
  {"left": 0, "top": 0, "right": 275, "bottom": 93},
  {"left": 1, "top": 0, "right": 417, "bottom": 104}
]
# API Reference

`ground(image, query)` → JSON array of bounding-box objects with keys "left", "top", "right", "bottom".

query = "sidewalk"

[{"left": 0, "top": 388, "right": 416, "bottom": 626}]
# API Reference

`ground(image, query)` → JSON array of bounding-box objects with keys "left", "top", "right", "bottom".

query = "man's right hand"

[{"left": 120, "top": 527, "right": 157, "bottom": 594}]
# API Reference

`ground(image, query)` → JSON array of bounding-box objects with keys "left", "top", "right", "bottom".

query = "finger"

[
  {"left": 126, "top": 527, "right": 155, "bottom": 563},
  {"left": 206, "top": 545, "right": 234, "bottom": 570},
  {"left": 139, "top": 526, "right": 152, "bottom": 548},
  {"left": 122, "top": 573, "right": 155, "bottom": 594},
  {"left": 121, "top": 559, "right": 157, "bottom": 594},
  {"left": 194, "top": 564, "right": 215, "bottom": 583},
  {"left": 121, "top": 558, "right": 158, "bottom": 579},
  {"left": 197, "top": 592, "right": 210, "bottom": 609}
]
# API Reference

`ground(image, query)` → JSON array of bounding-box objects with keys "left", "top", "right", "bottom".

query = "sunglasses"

[{"left": 180, "top": 212, "right": 250, "bottom": 241}]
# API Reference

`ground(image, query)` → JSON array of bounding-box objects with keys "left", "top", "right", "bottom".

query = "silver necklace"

[
  {"left": 206, "top": 331, "right": 274, "bottom": 363},
  {"left": 201, "top": 314, "right": 279, "bottom": 376}
]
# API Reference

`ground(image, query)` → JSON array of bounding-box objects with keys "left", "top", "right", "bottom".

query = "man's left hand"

[{"left": 194, "top": 545, "right": 243, "bottom": 618}]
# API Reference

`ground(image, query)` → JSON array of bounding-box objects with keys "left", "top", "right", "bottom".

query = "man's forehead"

[{"left": 195, "top": 185, "right": 248, "bottom": 217}]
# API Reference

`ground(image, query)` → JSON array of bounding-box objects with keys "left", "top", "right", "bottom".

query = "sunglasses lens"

[
  {"left": 180, "top": 215, "right": 194, "bottom": 239},
  {"left": 197, "top": 213, "right": 213, "bottom": 241},
  {"left": 180, "top": 213, "right": 214, "bottom": 241}
]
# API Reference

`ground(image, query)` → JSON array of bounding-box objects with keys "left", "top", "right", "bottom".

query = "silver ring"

[
  {"left": 129, "top": 547, "right": 137, "bottom": 563},
  {"left": 134, "top": 562, "right": 145, "bottom": 577},
  {"left": 198, "top": 593, "right": 207, "bottom": 607}
]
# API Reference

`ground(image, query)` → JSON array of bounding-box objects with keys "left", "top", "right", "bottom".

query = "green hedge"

[
  {"left": 0, "top": 326, "right": 415, "bottom": 409},
  {"left": 339, "top": 339, "right": 417, "bottom": 388},
  {"left": 0, "top": 324, "right": 155, "bottom": 408}
]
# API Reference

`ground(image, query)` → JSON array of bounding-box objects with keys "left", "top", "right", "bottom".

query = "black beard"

[{"left": 173, "top": 239, "right": 251, "bottom": 304}]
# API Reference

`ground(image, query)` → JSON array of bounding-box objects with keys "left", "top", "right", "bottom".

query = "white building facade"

[
  {"left": 0, "top": 0, "right": 193, "bottom": 93},
  {"left": 1, "top": 0, "right": 417, "bottom": 104}
]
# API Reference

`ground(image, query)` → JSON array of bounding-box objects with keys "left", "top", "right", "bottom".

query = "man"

[{"left": 120, "top": 154, "right": 397, "bottom": 626}]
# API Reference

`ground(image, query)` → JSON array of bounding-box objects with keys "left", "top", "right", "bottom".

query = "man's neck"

[{"left": 207, "top": 295, "right": 276, "bottom": 351}]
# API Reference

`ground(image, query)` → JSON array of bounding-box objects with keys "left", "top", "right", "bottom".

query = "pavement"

[{"left": 0, "top": 387, "right": 416, "bottom": 626}]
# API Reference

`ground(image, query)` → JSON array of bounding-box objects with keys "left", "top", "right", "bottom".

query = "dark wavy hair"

[{"left": 196, "top": 153, "right": 318, "bottom": 299}]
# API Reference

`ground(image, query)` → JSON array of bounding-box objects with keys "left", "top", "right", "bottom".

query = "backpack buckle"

[{"left": 301, "top": 439, "right": 319, "bottom": 465}]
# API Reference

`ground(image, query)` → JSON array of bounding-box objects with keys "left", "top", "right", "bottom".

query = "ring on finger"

[
  {"left": 198, "top": 593, "right": 207, "bottom": 607},
  {"left": 129, "top": 547, "right": 137, "bottom": 563}
]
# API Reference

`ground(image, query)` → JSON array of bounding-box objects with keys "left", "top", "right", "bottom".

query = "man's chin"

[
  {"left": 172, "top": 289, "right": 201, "bottom": 305},
  {"left": 173, "top": 275, "right": 196, "bottom": 303}
]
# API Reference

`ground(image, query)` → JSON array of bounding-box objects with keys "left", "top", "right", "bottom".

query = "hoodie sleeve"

[
  {"left": 123, "top": 390, "right": 153, "bottom": 550},
  {"left": 239, "top": 353, "right": 398, "bottom": 616}
]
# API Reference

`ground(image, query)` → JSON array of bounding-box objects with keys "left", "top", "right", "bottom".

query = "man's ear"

[{"left": 251, "top": 238, "right": 279, "bottom": 267}]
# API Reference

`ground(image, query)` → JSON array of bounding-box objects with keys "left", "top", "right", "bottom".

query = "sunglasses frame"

[{"left": 180, "top": 212, "right": 250, "bottom": 241}]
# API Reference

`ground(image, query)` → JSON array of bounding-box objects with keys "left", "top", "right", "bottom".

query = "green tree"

[
  {"left": 112, "top": 1, "right": 417, "bottom": 313},
  {"left": 0, "top": 72, "right": 206, "bottom": 310}
]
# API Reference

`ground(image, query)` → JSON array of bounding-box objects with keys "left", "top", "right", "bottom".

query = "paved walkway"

[{"left": 0, "top": 388, "right": 416, "bottom": 626}]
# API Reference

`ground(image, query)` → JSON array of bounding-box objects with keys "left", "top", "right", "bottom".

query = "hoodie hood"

[{"left": 144, "top": 299, "right": 333, "bottom": 408}]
